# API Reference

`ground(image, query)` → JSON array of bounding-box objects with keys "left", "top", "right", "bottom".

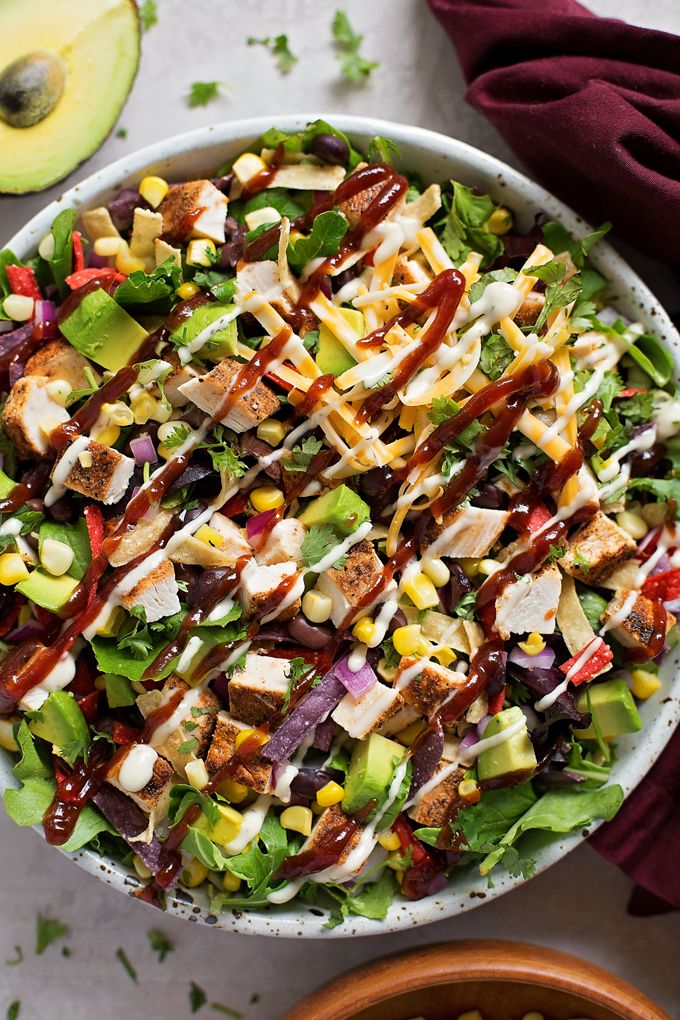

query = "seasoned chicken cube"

[
  {"left": 160, "top": 179, "right": 228, "bottom": 244},
  {"left": 52, "top": 438, "right": 135, "bottom": 504},
  {"left": 236, "top": 260, "right": 285, "bottom": 306},
  {"left": 239, "top": 558, "right": 300, "bottom": 621},
  {"left": 24, "top": 337, "right": 95, "bottom": 391},
  {"left": 178, "top": 357, "right": 280, "bottom": 433},
  {"left": 105, "top": 746, "right": 175, "bottom": 818},
  {"left": 255, "top": 518, "right": 305, "bottom": 567},
  {"left": 2, "top": 376, "right": 69, "bottom": 457},
  {"left": 172, "top": 512, "right": 251, "bottom": 568},
  {"left": 129, "top": 208, "right": 163, "bottom": 269},
  {"left": 602, "top": 590, "right": 676, "bottom": 651},
  {"left": 423, "top": 507, "right": 509, "bottom": 559},
  {"left": 495, "top": 562, "right": 562, "bottom": 640},
  {"left": 562, "top": 512, "right": 637, "bottom": 584},
  {"left": 162, "top": 354, "right": 199, "bottom": 407},
  {"left": 331, "top": 682, "right": 410, "bottom": 739},
  {"left": 392, "top": 255, "right": 430, "bottom": 286},
  {"left": 395, "top": 658, "right": 466, "bottom": 718},
  {"left": 338, "top": 182, "right": 387, "bottom": 229},
  {"left": 205, "top": 711, "right": 273, "bottom": 793},
  {"left": 316, "top": 539, "right": 389, "bottom": 627},
  {"left": 514, "top": 290, "right": 545, "bottom": 327},
  {"left": 408, "top": 763, "right": 465, "bottom": 827},
  {"left": 300, "top": 804, "right": 364, "bottom": 869},
  {"left": 108, "top": 509, "right": 174, "bottom": 567},
  {"left": 136, "top": 676, "right": 219, "bottom": 776},
  {"left": 228, "top": 653, "right": 293, "bottom": 726},
  {"left": 117, "top": 559, "right": 181, "bottom": 623}
]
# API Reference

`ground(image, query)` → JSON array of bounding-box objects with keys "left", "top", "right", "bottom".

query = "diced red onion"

[
  {"left": 130, "top": 433, "right": 157, "bottom": 466},
  {"left": 460, "top": 729, "right": 479, "bottom": 750},
  {"left": 246, "top": 509, "right": 277, "bottom": 546},
  {"left": 475, "top": 714, "right": 492, "bottom": 737},
  {"left": 334, "top": 655, "right": 377, "bottom": 698},
  {"left": 34, "top": 300, "right": 58, "bottom": 339},
  {"left": 508, "top": 645, "right": 556, "bottom": 670},
  {"left": 6, "top": 619, "right": 45, "bottom": 644},
  {"left": 651, "top": 553, "right": 672, "bottom": 577},
  {"left": 638, "top": 526, "right": 661, "bottom": 556}
]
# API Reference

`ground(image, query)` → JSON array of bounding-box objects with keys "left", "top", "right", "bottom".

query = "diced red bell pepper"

[
  {"left": 84, "top": 505, "right": 104, "bottom": 558},
  {"left": 618, "top": 388, "right": 646, "bottom": 398},
  {"left": 111, "top": 722, "right": 143, "bottom": 745},
  {"left": 559, "top": 637, "right": 613, "bottom": 686},
  {"left": 265, "top": 646, "right": 319, "bottom": 666},
  {"left": 362, "top": 249, "right": 376, "bottom": 267},
  {"left": 65, "top": 267, "right": 125, "bottom": 290},
  {"left": 221, "top": 492, "right": 249, "bottom": 517},
  {"left": 265, "top": 371, "right": 294, "bottom": 393},
  {"left": 524, "top": 504, "right": 552, "bottom": 534},
  {"left": 488, "top": 685, "right": 506, "bottom": 715},
  {"left": 76, "top": 690, "right": 100, "bottom": 725},
  {"left": 392, "top": 814, "right": 430, "bottom": 865},
  {"left": 642, "top": 568, "right": 680, "bottom": 603},
  {"left": 71, "top": 230, "right": 85, "bottom": 274},
  {"left": 6, "top": 265, "right": 42, "bottom": 301}
]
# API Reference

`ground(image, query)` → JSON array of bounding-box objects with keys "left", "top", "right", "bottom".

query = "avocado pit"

[{"left": 0, "top": 51, "right": 66, "bottom": 128}]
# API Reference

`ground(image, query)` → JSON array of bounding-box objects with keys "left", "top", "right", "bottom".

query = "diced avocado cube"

[
  {"left": 477, "top": 706, "right": 537, "bottom": 782},
  {"left": 342, "top": 732, "right": 405, "bottom": 817},
  {"left": 170, "top": 302, "right": 237, "bottom": 362},
  {"left": 16, "top": 570, "right": 79, "bottom": 613},
  {"left": 105, "top": 674, "right": 136, "bottom": 708},
  {"left": 315, "top": 308, "right": 362, "bottom": 376},
  {"left": 298, "top": 484, "right": 370, "bottom": 536},
  {"left": 574, "top": 678, "right": 643, "bottom": 740},
  {"left": 0, "top": 469, "right": 15, "bottom": 498},
  {"left": 38, "top": 519, "right": 91, "bottom": 580},
  {"left": 195, "top": 803, "right": 243, "bottom": 846},
  {"left": 60, "top": 289, "right": 148, "bottom": 371},
  {"left": 28, "top": 691, "right": 90, "bottom": 760},
  {"left": 94, "top": 606, "right": 126, "bottom": 638}
]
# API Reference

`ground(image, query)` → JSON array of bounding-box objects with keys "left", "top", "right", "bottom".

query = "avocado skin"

[
  {"left": 575, "top": 678, "right": 643, "bottom": 740},
  {"left": 0, "top": 52, "right": 66, "bottom": 128},
  {"left": 298, "top": 484, "right": 370, "bottom": 537},
  {"left": 342, "top": 732, "right": 405, "bottom": 818}
]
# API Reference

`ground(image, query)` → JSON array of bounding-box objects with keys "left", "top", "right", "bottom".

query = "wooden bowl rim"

[{"left": 282, "top": 940, "right": 671, "bottom": 1020}]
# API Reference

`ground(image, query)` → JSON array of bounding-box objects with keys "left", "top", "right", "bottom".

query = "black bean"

[
  {"left": 312, "top": 133, "right": 350, "bottom": 167},
  {"left": 287, "top": 614, "right": 333, "bottom": 649}
]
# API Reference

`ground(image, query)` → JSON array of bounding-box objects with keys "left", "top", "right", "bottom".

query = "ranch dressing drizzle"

[{"left": 118, "top": 744, "right": 159, "bottom": 793}]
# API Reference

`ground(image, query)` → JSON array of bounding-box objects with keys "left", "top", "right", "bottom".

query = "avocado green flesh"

[
  {"left": 298, "top": 484, "right": 370, "bottom": 536},
  {"left": 342, "top": 732, "right": 405, "bottom": 816},
  {"left": 0, "top": 51, "right": 66, "bottom": 128},
  {"left": 0, "top": 469, "right": 15, "bottom": 498},
  {"left": 60, "top": 289, "right": 148, "bottom": 371},
  {"left": 316, "top": 328, "right": 357, "bottom": 376},
  {"left": 575, "top": 678, "right": 642, "bottom": 740},
  {"left": 171, "top": 302, "right": 238, "bottom": 362},
  {"left": 477, "top": 706, "right": 538, "bottom": 781},
  {"left": 28, "top": 690, "right": 89, "bottom": 754},
  {"left": 16, "top": 570, "right": 79, "bottom": 613}
]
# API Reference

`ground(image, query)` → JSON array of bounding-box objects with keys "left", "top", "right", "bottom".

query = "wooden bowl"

[{"left": 282, "top": 941, "right": 670, "bottom": 1020}]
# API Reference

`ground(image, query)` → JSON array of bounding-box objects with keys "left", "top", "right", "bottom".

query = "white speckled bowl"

[{"left": 3, "top": 114, "right": 679, "bottom": 937}]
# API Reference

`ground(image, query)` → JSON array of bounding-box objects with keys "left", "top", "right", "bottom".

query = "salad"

[{"left": 0, "top": 119, "right": 678, "bottom": 927}]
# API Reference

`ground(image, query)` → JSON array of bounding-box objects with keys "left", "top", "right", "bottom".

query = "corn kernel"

[
  {"left": 102, "top": 401, "right": 134, "bottom": 427},
  {"left": 402, "top": 572, "right": 439, "bottom": 611},
  {"left": 0, "top": 717, "right": 19, "bottom": 752},
  {"left": 95, "top": 424, "right": 121, "bottom": 447},
  {"left": 250, "top": 486, "right": 284, "bottom": 512},
  {"left": 38, "top": 233, "right": 56, "bottom": 260},
  {"left": 46, "top": 379, "right": 71, "bottom": 406},
  {"left": 150, "top": 399, "right": 173, "bottom": 424},
  {"left": 131, "top": 392, "right": 159, "bottom": 425},
  {"left": 352, "top": 617, "right": 379, "bottom": 647},
  {"left": 40, "top": 538, "right": 74, "bottom": 577},
  {"left": 518, "top": 632, "right": 546, "bottom": 655},
  {"left": 115, "top": 243, "right": 146, "bottom": 275},
  {"left": 641, "top": 503, "right": 668, "bottom": 527},
  {"left": 392, "top": 624, "right": 421, "bottom": 657},
  {"left": 395, "top": 719, "right": 426, "bottom": 747},
  {"left": 280, "top": 805, "right": 313, "bottom": 836},
  {"left": 459, "top": 558, "right": 481, "bottom": 577},
  {"left": 316, "top": 781, "right": 345, "bottom": 807},
  {"left": 94, "top": 236, "right": 124, "bottom": 257},
  {"left": 301, "top": 590, "right": 332, "bottom": 624},
  {"left": 432, "top": 645, "right": 456, "bottom": 667},
  {"left": 186, "top": 238, "right": 217, "bottom": 268},
  {"left": 377, "top": 830, "right": 402, "bottom": 852},
  {"left": 3, "top": 294, "right": 34, "bottom": 322},
  {"left": 216, "top": 778, "right": 249, "bottom": 803},
  {"left": 195, "top": 525, "right": 224, "bottom": 548},
  {"left": 630, "top": 669, "right": 662, "bottom": 700},
  {"left": 139, "top": 174, "right": 169, "bottom": 209},
  {"left": 180, "top": 857, "right": 209, "bottom": 888},
  {"left": 132, "top": 854, "right": 152, "bottom": 880},
  {"left": 416, "top": 637, "right": 434, "bottom": 657},
  {"left": 234, "top": 728, "right": 268, "bottom": 752},
  {"left": 176, "top": 281, "right": 201, "bottom": 300},
  {"left": 479, "top": 559, "right": 501, "bottom": 576},
  {"left": 185, "top": 759, "right": 209, "bottom": 790},
  {"left": 17, "top": 604, "right": 32, "bottom": 626},
  {"left": 485, "top": 208, "right": 513, "bottom": 236},
  {"left": 222, "top": 872, "right": 242, "bottom": 893},
  {"left": 422, "top": 556, "right": 450, "bottom": 588},
  {"left": 244, "top": 206, "right": 282, "bottom": 231},
  {"left": 232, "top": 152, "right": 267, "bottom": 185},
  {"left": 256, "top": 419, "right": 287, "bottom": 447},
  {"left": 458, "top": 778, "right": 481, "bottom": 804},
  {"left": 616, "top": 510, "right": 648, "bottom": 541},
  {"left": 386, "top": 851, "right": 405, "bottom": 872},
  {"left": 0, "top": 554, "right": 29, "bottom": 586}
]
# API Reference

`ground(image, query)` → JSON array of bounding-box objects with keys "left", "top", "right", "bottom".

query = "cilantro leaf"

[
  {"left": 453, "top": 591, "right": 477, "bottom": 620},
  {"left": 616, "top": 391, "right": 654, "bottom": 426},
  {"left": 428, "top": 396, "right": 459, "bottom": 427},
  {"left": 468, "top": 267, "right": 517, "bottom": 304},
  {"left": 367, "top": 136, "right": 401, "bottom": 164},
  {"left": 36, "top": 913, "right": 70, "bottom": 955},
  {"left": 284, "top": 436, "right": 324, "bottom": 472},
  {"left": 541, "top": 220, "right": 612, "bottom": 269},
  {"left": 162, "top": 423, "right": 192, "bottom": 449},
  {"left": 247, "top": 34, "right": 297, "bottom": 73},
  {"left": 7, "top": 1003, "right": 20, "bottom": 1020},
  {"left": 187, "top": 81, "right": 223, "bottom": 108},
  {"left": 440, "top": 181, "right": 504, "bottom": 268},
  {"left": 535, "top": 274, "right": 582, "bottom": 330},
  {"left": 574, "top": 369, "right": 621, "bottom": 412},
  {"left": 479, "top": 333, "right": 514, "bottom": 381},
  {"left": 147, "top": 929, "right": 174, "bottom": 962},
  {"left": 116, "top": 947, "right": 138, "bottom": 983},
  {"left": 629, "top": 478, "right": 680, "bottom": 517},
  {"left": 139, "top": 0, "right": 157, "bottom": 31},
  {"left": 523, "top": 259, "right": 566, "bottom": 286},
  {"left": 210, "top": 1006, "right": 242, "bottom": 1018},
  {"left": 0, "top": 508, "right": 45, "bottom": 552},
  {"left": 287, "top": 210, "right": 349, "bottom": 267},
  {"left": 192, "top": 270, "right": 237, "bottom": 304},
  {"left": 332, "top": 10, "right": 378, "bottom": 84},
  {"left": 203, "top": 426, "right": 247, "bottom": 478},
  {"left": 178, "top": 737, "right": 199, "bottom": 756},
  {"left": 301, "top": 524, "right": 347, "bottom": 569}
]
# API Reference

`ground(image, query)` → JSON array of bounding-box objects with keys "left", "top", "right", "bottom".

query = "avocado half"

[{"left": 0, "top": 0, "right": 140, "bottom": 193}]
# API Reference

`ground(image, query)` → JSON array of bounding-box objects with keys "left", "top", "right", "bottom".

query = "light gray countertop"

[{"left": 1, "top": 2, "right": 679, "bottom": 1017}]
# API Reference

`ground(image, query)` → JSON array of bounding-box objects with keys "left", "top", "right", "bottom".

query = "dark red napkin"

[{"left": 427, "top": 0, "right": 680, "bottom": 264}]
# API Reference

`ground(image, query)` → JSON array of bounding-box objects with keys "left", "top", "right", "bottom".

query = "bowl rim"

[
  {"left": 280, "top": 939, "right": 672, "bottom": 1020},
  {"left": 3, "top": 112, "right": 680, "bottom": 938}
]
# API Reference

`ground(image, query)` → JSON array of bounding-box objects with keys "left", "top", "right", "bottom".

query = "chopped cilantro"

[
  {"left": 428, "top": 396, "right": 459, "bottom": 427},
  {"left": 178, "top": 737, "right": 199, "bottom": 756},
  {"left": 468, "top": 267, "right": 517, "bottom": 304},
  {"left": 523, "top": 258, "right": 567, "bottom": 286},
  {"left": 187, "top": 81, "right": 223, "bottom": 108},
  {"left": 147, "top": 929, "right": 174, "bottom": 962},
  {"left": 282, "top": 657, "right": 312, "bottom": 713},
  {"left": 287, "top": 209, "right": 348, "bottom": 267},
  {"left": 570, "top": 547, "right": 590, "bottom": 573},
  {"left": 5, "top": 945, "right": 22, "bottom": 966},
  {"left": 115, "top": 947, "right": 138, "bottom": 983},
  {"left": 381, "top": 636, "right": 400, "bottom": 671},
  {"left": 301, "top": 524, "right": 347, "bottom": 569},
  {"left": 367, "top": 136, "right": 401, "bottom": 164},
  {"left": 7, "top": 1003, "right": 20, "bottom": 1020},
  {"left": 302, "top": 329, "right": 320, "bottom": 355},
  {"left": 138, "top": 0, "right": 157, "bottom": 31},
  {"left": 115, "top": 127, "right": 127, "bottom": 139},
  {"left": 190, "top": 981, "right": 207, "bottom": 1013},
  {"left": 454, "top": 591, "right": 477, "bottom": 620},
  {"left": 247, "top": 35, "right": 297, "bottom": 73},
  {"left": 439, "top": 181, "right": 504, "bottom": 268},
  {"left": 547, "top": 542, "right": 566, "bottom": 563},
  {"left": 332, "top": 10, "right": 378, "bottom": 84},
  {"left": 36, "top": 913, "right": 70, "bottom": 955},
  {"left": 479, "top": 333, "right": 514, "bottom": 381},
  {"left": 210, "top": 1006, "right": 242, "bottom": 1018},
  {"left": 284, "top": 435, "right": 324, "bottom": 472},
  {"left": 616, "top": 391, "right": 654, "bottom": 426},
  {"left": 535, "top": 274, "right": 582, "bottom": 331},
  {"left": 162, "top": 423, "right": 192, "bottom": 449}
]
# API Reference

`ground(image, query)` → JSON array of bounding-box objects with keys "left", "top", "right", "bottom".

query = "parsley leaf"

[
  {"left": 301, "top": 524, "right": 347, "bottom": 569},
  {"left": 36, "top": 914, "right": 70, "bottom": 955},
  {"left": 479, "top": 333, "right": 514, "bottom": 381},
  {"left": 287, "top": 210, "right": 349, "bottom": 267},
  {"left": 147, "top": 929, "right": 174, "bottom": 963},
  {"left": 116, "top": 947, "right": 138, "bottom": 983},
  {"left": 190, "top": 981, "right": 207, "bottom": 1013},
  {"left": 284, "top": 436, "right": 324, "bottom": 472},
  {"left": 332, "top": 10, "right": 378, "bottom": 84},
  {"left": 187, "top": 81, "right": 223, "bottom": 108},
  {"left": 247, "top": 35, "right": 297, "bottom": 73},
  {"left": 440, "top": 181, "right": 504, "bottom": 268},
  {"left": 468, "top": 267, "right": 517, "bottom": 304},
  {"left": 139, "top": 0, "right": 157, "bottom": 31}
]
